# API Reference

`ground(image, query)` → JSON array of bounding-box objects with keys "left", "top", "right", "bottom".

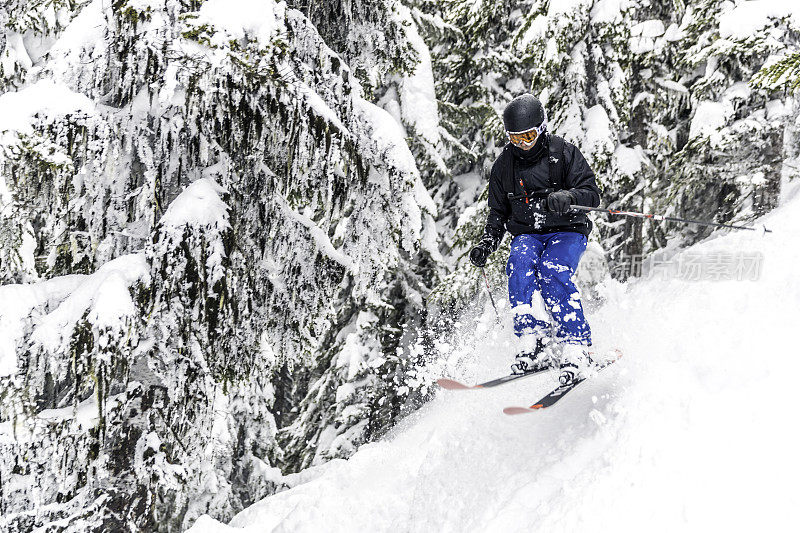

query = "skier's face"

[
  {"left": 507, "top": 123, "right": 546, "bottom": 150},
  {"left": 512, "top": 138, "right": 536, "bottom": 150}
]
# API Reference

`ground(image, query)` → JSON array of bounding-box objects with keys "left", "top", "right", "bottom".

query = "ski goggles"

[{"left": 507, "top": 122, "right": 547, "bottom": 147}]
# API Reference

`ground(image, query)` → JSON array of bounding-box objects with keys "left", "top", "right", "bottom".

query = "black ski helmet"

[{"left": 503, "top": 94, "right": 546, "bottom": 133}]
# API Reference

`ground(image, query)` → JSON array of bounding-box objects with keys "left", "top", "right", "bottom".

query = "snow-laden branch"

[{"left": 274, "top": 194, "right": 359, "bottom": 275}]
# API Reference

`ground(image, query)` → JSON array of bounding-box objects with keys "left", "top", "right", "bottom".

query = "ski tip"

[
  {"left": 502, "top": 406, "right": 534, "bottom": 415},
  {"left": 503, "top": 404, "right": 546, "bottom": 415},
  {"left": 436, "top": 378, "right": 472, "bottom": 390}
]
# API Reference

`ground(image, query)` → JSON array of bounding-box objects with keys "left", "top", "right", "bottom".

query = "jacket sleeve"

[
  {"left": 484, "top": 160, "right": 510, "bottom": 246},
  {"left": 564, "top": 144, "right": 602, "bottom": 208}
]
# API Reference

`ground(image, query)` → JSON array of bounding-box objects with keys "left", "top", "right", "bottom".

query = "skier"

[{"left": 469, "top": 94, "right": 602, "bottom": 379}]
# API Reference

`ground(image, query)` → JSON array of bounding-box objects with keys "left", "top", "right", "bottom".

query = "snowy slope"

[{"left": 189, "top": 184, "right": 800, "bottom": 532}]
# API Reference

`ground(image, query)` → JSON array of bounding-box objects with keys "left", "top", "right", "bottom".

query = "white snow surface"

[
  {"left": 0, "top": 254, "right": 149, "bottom": 376},
  {"left": 29, "top": 254, "right": 149, "bottom": 353},
  {"left": 516, "top": 14, "right": 548, "bottom": 49},
  {"left": 689, "top": 100, "right": 729, "bottom": 142},
  {"left": 194, "top": 0, "right": 278, "bottom": 47},
  {"left": 717, "top": 0, "right": 800, "bottom": 39},
  {"left": 589, "top": 0, "right": 634, "bottom": 24},
  {"left": 354, "top": 98, "right": 420, "bottom": 179},
  {"left": 630, "top": 19, "right": 665, "bottom": 38},
  {"left": 396, "top": 4, "right": 441, "bottom": 147},
  {"left": 548, "top": 0, "right": 592, "bottom": 16},
  {"left": 0, "top": 275, "right": 84, "bottom": 377},
  {"left": 159, "top": 178, "right": 230, "bottom": 230},
  {"left": 187, "top": 176, "right": 800, "bottom": 532},
  {"left": 276, "top": 194, "right": 358, "bottom": 275},
  {"left": 0, "top": 79, "right": 95, "bottom": 141},
  {"left": 48, "top": 0, "right": 107, "bottom": 58},
  {"left": 689, "top": 82, "right": 761, "bottom": 144},
  {"left": 613, "top": 144, "right": 647, "bottom": 176},
  {"left": 583, "top": 105, "right": 614, "bottom": 160}
]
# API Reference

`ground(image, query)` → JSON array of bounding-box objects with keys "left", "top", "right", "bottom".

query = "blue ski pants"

[{"left": 506, "top": 232, "right": 591, "bottom": 344}]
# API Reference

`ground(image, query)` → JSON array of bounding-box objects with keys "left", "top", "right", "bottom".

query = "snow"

[
  {"left": 724, "top": 81, "right": 752, "bottom": 101},
  {"left": 1, "top": 33, "right": 33, "bottom": 73},
  {"left": 354, "top": 98, "right": 419, "bottom": 178},
  {"left": 0, "top": 254, "right": 148, "bottom": 376},
  {"left": 159, "top": 178, "right": 230, "bottom": 230},
  {"left": 689, "top": 101, "right": 729, "bottom": 141},
  {"left": 583, "top": 105, "right": 614, "bottom": 159},
  {"left": 412, "top": 174, "right": 437, "bottom": 217},
  {"left": 189, "top": 515, "right": 242, "bottom": 533},
  {"left": 517, "top": 15, "right": 548, "bottom": 49},
  {"left": 0, "top": 276, "right": 85, "bottom": 377},
  {"left": 3, "top": 0, "right": 798, "bottom": 527},
  {"left": 28, "top": 254, "right": 149, "bottom": 354},
  {"left": 629, "top": 19, "right": 667, "bottom": 54},
  {"left": 766, "top": 98, "right": 790, "bottom": 120},
  {"left": 194, "top": 0, "right": 278, "bottom": 47},
  {"left": 654, "top": 77, "right": 688, "bottom": 94},
  {"left": 662, "top": 23, "right": 684, "bottom": 42},
  {"left": 39, "top": 395, "right": 113, "bottom": 431},
  {"left": 0, "top": 79, "right": 95, "bottom": 140},
  {"left": 396, "top": 4, "right": 441, "bottom": 146},
  {"left": 689, "top": 83, "right": 758, "bottom": 143},
  {"left": 548, "top": 0, "right": 592, "bottom": 16},
  {"left": 351, "top": 95, "right": 436, "bottom": 257},
  {"left": 0, "top": 395, "right": 121, "bottom": 444},
  {"left": 187, "top": 182, "right": 800, "bottom": 533},
  {"left": 298, "top": 80, "right": 349, "bottom": 134},
  {"left": 717, "top": 0, "right": 800, "bottom": 39},
  {"left": 631, "top": 19, "right": 665, "bottom": 38},
  {"left": 276, "top": 195, "right": 359, "bottom": 275},
  {"left": 544, "top": 37, "right": 559, "bottom": 63},
  {"left": 613, "top": 144, "right": 647, "bottom": 177},
  {"left": 48, "top": 0, "right": 106, "bottom": 57},
  {"left": 589, "top": 0, "right": 634, "bottom": 24}
]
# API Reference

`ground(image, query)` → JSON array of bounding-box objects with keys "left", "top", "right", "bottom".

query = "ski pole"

[
  {"left": 481, "top": 267, "right": 500, "bottom": 321},
  {"left": 569, "top": 205, "right": 772, "bottom": 233}
]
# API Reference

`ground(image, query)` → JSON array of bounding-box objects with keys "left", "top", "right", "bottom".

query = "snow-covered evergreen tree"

[
  {"left": 651, "top": 0, "right": 798, "bottom": 248},
  {"left": 1, "top": 0, "right": 440, "bottom": 529}
]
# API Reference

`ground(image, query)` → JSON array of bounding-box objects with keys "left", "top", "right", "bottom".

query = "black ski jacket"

[{"left": 485, "top": 135, "right": 602, "bottom": 240}]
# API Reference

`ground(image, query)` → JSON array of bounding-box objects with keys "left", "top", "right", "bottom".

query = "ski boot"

[
  {"left": 511, "top": 337, "right": 551, "bottom": 375},
  {"left": 558, "top": 343, "right": 595, "bottom": 385}
]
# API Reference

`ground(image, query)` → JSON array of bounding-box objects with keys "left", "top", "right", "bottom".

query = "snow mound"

[
  {"left": 159, "top": 178, "right": 230, "bottom": 230},
  {"left": 717, "top": 0, "right": 800, "bottom": 39},
  {"left": 189, "top": 186, "right": 800, "bottom": 530},
  {"left": 0, "top": 79, "right": 95, "bottom": 141},
  {"left": 194, "top": 0, "right": 278, "bottom": 46},
  {"left": 0, "top": 254, "right": 149, "bottom": 377}
]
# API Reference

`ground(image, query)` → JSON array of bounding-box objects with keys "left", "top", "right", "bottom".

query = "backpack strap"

[
  {"left": 502, "top": 152, "right": 534, "bottom": 204},
  {"left": 547, "top": 134, "right": 567, "bottom": 191}
]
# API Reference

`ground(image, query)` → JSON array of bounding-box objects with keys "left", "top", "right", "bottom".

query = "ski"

[
  {"left": 502, "top": 351, "right": 622, "bottom": 414},
  {"left": 437, "top": 366, "right": 549, "bottom": 390}
]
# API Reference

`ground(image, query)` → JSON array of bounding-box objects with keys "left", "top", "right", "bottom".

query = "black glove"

[
  {"left": 547, "top": 190, "right": 576, "bottom": 215},
  {"left": 469, "top": 234, "right": 499, "bottom": 267}
]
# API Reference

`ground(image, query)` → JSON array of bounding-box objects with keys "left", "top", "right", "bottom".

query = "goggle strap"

[{"left": 506, "top": 121, "right": 548, "bottom": 136}]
